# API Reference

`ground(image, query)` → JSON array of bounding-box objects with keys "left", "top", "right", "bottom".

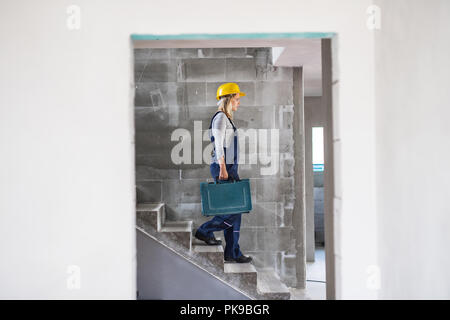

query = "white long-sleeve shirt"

[{"left": 210, "top": 112, "right": 236, "bottom": 164}]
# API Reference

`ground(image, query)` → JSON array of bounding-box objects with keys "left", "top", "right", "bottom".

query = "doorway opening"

[
  {"left": 131, "top": 33, "right": 338, "bottom": 300},
  {"left": 306, "top": 126, "right": 326, "bottom": 299}
]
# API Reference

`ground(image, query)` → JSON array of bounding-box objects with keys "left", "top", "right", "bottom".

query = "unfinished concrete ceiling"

[
  {"left": 133, "top": 38, "right": 322, "bottom": 96},
  {"left": 271, "top": 40, "right": 322, "bottom": 96}
]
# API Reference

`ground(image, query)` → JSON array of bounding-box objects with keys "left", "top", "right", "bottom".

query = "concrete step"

[
  {"left": 136, "top": 204, "right": 192, "bottom": 251},
  {"left": 193, "top": 244, "right": 224, "bottom": 253},
  {"left": 193, "top": 238, "right": 224, "bottom": 269},
  {"left": 136, "top": 203, "right": 166, "bottom": 231},
  {"left": 161, "top": 220, "right": 192, "bottom": 232},
  {"left": 224, "top": 262, "right": 258, "bottom": 296},
  {"left": 256, "top": 269, "right": 291, "bottom": 300},
  {"left": 160, "top": 221, "right": 193, "bottom": 251},
  {"left": 224, "top": 262, "right": 257, "bottom": 273}
]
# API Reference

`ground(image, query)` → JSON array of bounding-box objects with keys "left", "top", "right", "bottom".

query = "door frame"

[{"left": 131, "top": 33, "right": 338, "bottom": 299}]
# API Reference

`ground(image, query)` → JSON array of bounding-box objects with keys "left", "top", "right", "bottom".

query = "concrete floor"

[
  {"left": 288, "top": 247, "right": 326, "bottom": 300},
  {"left": 307, "top": 247, "right": 326, "bottom": 282}
]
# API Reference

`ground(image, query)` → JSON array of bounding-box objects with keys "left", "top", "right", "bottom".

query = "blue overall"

[{"left": 196, "top": 111, "right": 243, "bottom": 259}]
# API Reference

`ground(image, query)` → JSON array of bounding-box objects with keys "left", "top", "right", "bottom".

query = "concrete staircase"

[{"left": 136, "top": 203, "right": 290, "bottom": 300}]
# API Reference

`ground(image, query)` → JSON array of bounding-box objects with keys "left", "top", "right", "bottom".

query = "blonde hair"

[{"left": 216, "top": 93, "right": 236, "bottom": 120}]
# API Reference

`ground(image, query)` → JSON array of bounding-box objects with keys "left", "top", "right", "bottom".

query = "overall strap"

[
  {"left": 208, "top": 111, "right": 237, "bottom": 130},
  {"left": 208, "top": 111, "right": 224, "bottom": 130},
  {"left": 209, "top": 111, "right": 237, "bottom": 143}
]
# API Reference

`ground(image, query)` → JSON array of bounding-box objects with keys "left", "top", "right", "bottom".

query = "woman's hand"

[{"left": 219, "top": 165, "right": 228, "bottom": 180}]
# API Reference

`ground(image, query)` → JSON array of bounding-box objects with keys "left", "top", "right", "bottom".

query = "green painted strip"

[{"left": 131, "top": 32, "right": 335, "bottom": 41}]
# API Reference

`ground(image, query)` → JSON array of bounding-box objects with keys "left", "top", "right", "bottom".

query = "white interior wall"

[
  {"left": 374, "top": 0, "right": 450, "bottom": 299},
  {"left": 0, "top": 0, "right": 377, "bottom": 299}
]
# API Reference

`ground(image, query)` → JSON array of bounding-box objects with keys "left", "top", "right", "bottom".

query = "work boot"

[
  {"left": 194, "top": 230, "right": 222, "bottom": 246},
  {"left": 224, "top": 255, "right": 252, "bottom": 263}
]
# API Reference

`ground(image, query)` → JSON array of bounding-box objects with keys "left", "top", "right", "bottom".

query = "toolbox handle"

[{"left": 213, "top": 176, "right": 237, "bottom": 184}]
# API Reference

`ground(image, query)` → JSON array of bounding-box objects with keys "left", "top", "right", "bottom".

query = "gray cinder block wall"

[{"left": 134, "top": 47, "right": 299, "bottom": 286}]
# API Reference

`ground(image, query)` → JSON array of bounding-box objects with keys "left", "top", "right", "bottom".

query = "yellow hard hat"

[{"left": 216, "top": 82, "right": 246, "bottom": 101}]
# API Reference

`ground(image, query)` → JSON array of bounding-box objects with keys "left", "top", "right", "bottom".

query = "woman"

[{"left": 194, "top": 82, "right": 252, "bottom": 264}]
